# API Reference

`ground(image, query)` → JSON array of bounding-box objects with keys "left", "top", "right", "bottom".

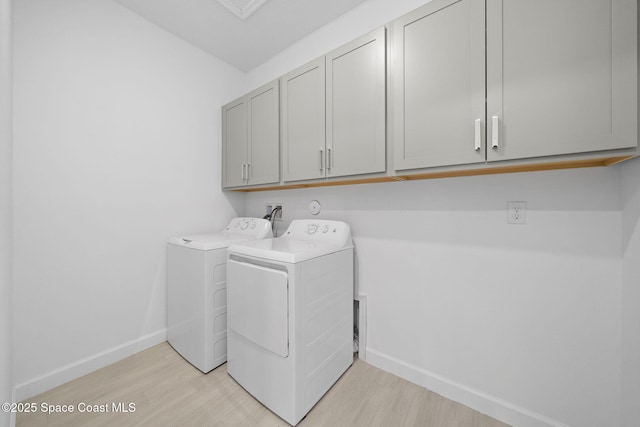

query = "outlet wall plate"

[{"left": 508, "top": 201, "right": 527, "bottom": 224}]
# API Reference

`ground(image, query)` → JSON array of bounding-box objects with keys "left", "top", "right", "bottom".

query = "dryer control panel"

[{"left": 283, "top": 220, "right": 352, "bottom": 247}]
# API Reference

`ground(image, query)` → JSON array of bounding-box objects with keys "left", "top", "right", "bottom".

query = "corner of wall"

[
  {"left": 0, "top": 0, "right": 13, "bottom": 421},
  {"left": 620, "top": 157, "right": 640, "bottom": 426},
  {"left": 14, "top": 330, "right": 166, "bottom": 402}
]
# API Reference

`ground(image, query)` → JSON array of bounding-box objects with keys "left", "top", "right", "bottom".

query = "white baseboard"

[
  {"left": 14, "top": 329, "right": 167, "bottom": 402},
  {"left": 365, "top": 348, "right": 569, "bottom": 427}
]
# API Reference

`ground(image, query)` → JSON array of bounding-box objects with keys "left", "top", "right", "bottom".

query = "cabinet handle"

[
  {"left": 492, "top": 116, "right": 499, "bottom": 149},
  {"left": 474, "top": 119, "right": 482, "bottom": 151},
  {"left": 246, "top": 163, "right": 250, "bottom": 181},
  {"left": 320, "top": 148, "right": 324, "bottom": 171},
  {"left": 241, "top": 164, "right": 246, "bottom": 181},
  {"left": 327, "top": 147, "right": 332, "bottom": 169}
]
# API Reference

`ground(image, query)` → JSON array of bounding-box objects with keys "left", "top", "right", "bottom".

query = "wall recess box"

[{"left": 266, "top": 203, "right": 283, "bottom": 221}]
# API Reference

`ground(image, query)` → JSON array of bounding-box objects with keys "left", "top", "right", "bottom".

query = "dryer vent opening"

[
  {"left": 353, "top": 299, "right": 359, "bottom": 354},
  {"left": 354, "top": 294, "right": 367, "bottom": 360}
]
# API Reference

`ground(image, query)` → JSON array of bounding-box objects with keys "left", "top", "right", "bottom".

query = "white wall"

[
  {"left": 1, "top": 0, "right": 14, "bottom": 425},
  {"left": 621, "top": 156, "right": 640, "bottom": 426},
  {"left": 12, "top": 0, "right": 245, "bottom": 399},
  {"left": 245, "top": 169, "right": 623, "bottom": 427},
  {"left": 244, "top": 0, "right": 625, "bottom": 425}
]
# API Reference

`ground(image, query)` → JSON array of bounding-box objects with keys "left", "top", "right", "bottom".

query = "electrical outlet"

[
  {"left": 266, "top": 203, "right": 283, "bottom": 221},
  {"left": 507, "top": 201, "right": 527, "bottom": 224}
]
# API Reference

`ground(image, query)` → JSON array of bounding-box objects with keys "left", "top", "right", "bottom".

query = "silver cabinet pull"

[
  {"left": 492, "top": 116, "right": 499, "bottom": 149},
  {"left": 474, "top": 119, "right": 482, "bottom": 151},
  {"left": 320, "top": 148, "right": 324, "bottom": 171},
  {"left": 327, "top": 147, "right": 332, "bottom": 169},
  {"left": 241, "top": 164, "right": 246, "bottom": 181},
  {"left": 246, "top": 163, "right": 250, "bottom": 181}
]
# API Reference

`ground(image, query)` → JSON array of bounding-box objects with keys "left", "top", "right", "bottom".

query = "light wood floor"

[{"left": 18, "top": 343, "right": 510, "bottom": 427}]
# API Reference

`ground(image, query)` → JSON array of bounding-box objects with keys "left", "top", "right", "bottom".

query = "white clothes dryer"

[
  {"left": 226, "top": 219, "right": 354, "bottom": 426},
  {"left": 167, "top": 217, "right": 272, "bottom": 373}
]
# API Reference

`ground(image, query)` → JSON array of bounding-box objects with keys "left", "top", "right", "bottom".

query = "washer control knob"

[
  {"left": 307, "top": 224, "right": 318, "bottom": 234},
  {"left": 240, "top": 220, "right": 249, "bottom": 230},
  {"left": 322, "top": 225, "right": 330, "bottom": 233}
]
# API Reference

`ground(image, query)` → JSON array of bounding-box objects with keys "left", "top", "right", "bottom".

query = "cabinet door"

[
  {"left": 281, "top": 57, "right": 326, "bottom": 182},
  {"left": 326, "top": 27, "right": 386, "bottom": 178},
  {"left": 487, "top": 0, "right": 637, "bottom": 161},
  {"left": 393, "top": 0, "right": 485, "bottom": 171},
  {"left": 222, "top": 97, "right": 247, "bottom": 188},
  {"left": 248, "top": 80, "right": 279, "bottom": 185}
]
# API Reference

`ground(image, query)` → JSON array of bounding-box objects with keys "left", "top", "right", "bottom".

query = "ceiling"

[{"left": 114, "top": 0, "right": 370, "bottom": 72}]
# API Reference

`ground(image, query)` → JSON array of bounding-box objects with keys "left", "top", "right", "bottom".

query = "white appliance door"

[{"left": 227, "top": 259, "right": 289, "bottom": 357}]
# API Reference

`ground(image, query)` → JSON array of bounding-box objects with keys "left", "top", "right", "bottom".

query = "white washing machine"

[
  {"left": 226, "top": 219, "right": 354, "bottom": 426},
  {"left": 167, "top": 217, "right": 272, "bottom": 373}
]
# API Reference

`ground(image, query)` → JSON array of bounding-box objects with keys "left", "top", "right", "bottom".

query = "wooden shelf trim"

[{"left": 231, "top": 155, "right": 636, "bottom": 192}]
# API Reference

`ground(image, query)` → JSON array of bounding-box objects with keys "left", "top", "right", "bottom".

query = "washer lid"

[
  {"left": 228, "top": 220, "right": 353, "bottom": 263},
  {"left": 168, "top": 233, "right": 251, "bottom": 250},
  {"left": 168, "top": 217, "right": 272, "bottom": 250}
]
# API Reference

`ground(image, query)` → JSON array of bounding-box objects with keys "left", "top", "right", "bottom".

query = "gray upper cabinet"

[
  {"left": 282, "top": 28, "right": 386, "bottom": 182},
  {"left": 281, "top": 57, "right": 326, "bottom": 182},
  {"left": 487, "top": 0, "right": 637, "bottom": 161},
  {"left": 393, "top": 0, "right": 637, "bottom": 172},
  {"left": 247, "top": 81, "right": 280, "bottom": 185},
  {"left": 280, "top": 57, "right": 325, "bottom": 181},
  {"left": 222, "top": 97, "right": 247, "bottom": 188},
  {"left": 326, "top": 27, "right": 386, "bottom": 178},
  {"left": 222, "top": 80, "right": 279, "bottom": 188},
  {"left": 393, "top": 0, "right": 485, "bottom": 171},
  {"left": 224, "top": 0, "right": 637, "bottom": 191}
]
